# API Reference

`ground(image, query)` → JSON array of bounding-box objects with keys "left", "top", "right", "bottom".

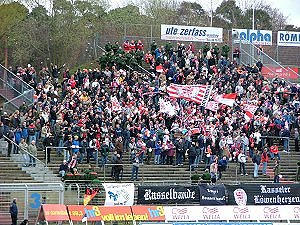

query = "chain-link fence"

[
  {"left": 0, "top": 183, "right": 64, "bottom": 224},
  {"left": 0, "top": 64, "right": 34, "bottom": 113}
]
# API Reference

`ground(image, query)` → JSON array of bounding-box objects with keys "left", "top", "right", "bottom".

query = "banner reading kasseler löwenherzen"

[
  {"left": 226, "top": 183, "right": 300, "bottom": 205},
  {"left": 137, "top": 185, "right": 200, "bottom": 204},
  {"left": 161, "top": 24, "right": 223, "bottom": 42}
]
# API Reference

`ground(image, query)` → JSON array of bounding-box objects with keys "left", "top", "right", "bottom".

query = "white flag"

[
  {"left": 102, "top": 183, "right": 134, "bottom": 206},
  {"left": 205, "top": 101, "right": 219, "bottom": 112},
  {"left": 159, "top": 99, "right": 176, "bottom": 116}
]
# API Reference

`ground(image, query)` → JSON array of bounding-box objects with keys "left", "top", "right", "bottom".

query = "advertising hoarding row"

[
  {"left": 38, "top": 204, "right": 300, "bottom": 222},
  {"left": 161, "top": 24, "right": 300, "bottom": 47}
]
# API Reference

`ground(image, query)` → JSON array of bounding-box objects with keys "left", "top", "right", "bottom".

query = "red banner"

[
  {"left": 67, "top": 205, "right": 132, "bottom": 221},
  {"left": 38, "top": 204, "right": 70, "bottom": 221},
  {"left": 262, "top": 66, "right": 299, "bottom": 80},
  {"left": 131, "top": 205, "right": 166, "bottom": 221}
]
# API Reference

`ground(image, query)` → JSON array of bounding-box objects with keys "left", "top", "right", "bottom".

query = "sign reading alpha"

[
  {"left": 232, "top": 29, "right": 272, "bottom": 45},
  {"left": 161, "top": 24, "right": 223, "bottom": 42}
]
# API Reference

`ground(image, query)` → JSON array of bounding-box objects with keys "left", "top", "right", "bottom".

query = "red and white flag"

[
  {"left": 214, "top": 93, "right": 237, "bottom": 107},
  {"left": 205, "top": 101, "right": 219, "bottom": 112},
  {"left": 111, "top": 96, "right": 122, "bottom": 111},
  {"left": 167, "top": 84, "right": 213, "bottom": 106},
  {"left": 244, "top": 104, "right": 258, "bottom": 122}
]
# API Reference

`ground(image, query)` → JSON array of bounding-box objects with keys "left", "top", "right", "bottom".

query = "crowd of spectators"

[{"left": 1, "top": 38, "right": 300, "bottom": 183}]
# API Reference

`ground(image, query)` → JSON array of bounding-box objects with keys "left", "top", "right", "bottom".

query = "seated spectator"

[
  {"left": 58, "top": 160, "right": 68, "bottom": 177},
  {"left": 270, "top": 144, "right": 281, "bottom": 160}
]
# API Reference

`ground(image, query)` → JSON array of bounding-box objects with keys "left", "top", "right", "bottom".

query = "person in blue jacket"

[
  {"left": 154, "top": 140, "right": 162, "bottom": 165},
  {"left": 9, "top": 198, "right": 18, "bottom": 225}
]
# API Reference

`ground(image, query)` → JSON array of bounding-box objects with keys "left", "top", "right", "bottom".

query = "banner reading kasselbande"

[
  {"left": 161, "top": 24, "right": 223, "bottom": 42},
  {"left": 102, "top": 183, "right": 134, "bottom": 206},
  {"left": 137, "top": 185, "right": 200, "bottom": 204},
  {"left": 199, "top": 184, "right": 226, "bottom": 205},
  {"left": 226, "top": 183, "right": 300, "bottom": 205}
]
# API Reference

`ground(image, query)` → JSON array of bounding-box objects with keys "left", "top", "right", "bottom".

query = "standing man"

[
  {"left": 295, "top": 128, "right": 299, "bottom": 152},
  {"left": 273, "top": 160, "right": 281, "bottom": 183},
  {"left": 9, "top": 198, "right": 18, "bottom": 225},
  {"left": 252, "top": 150, "right": 261, "bottom": 178},
  {"left": 27, "top": 140, "right": 37, "bottom": 167},
  {"left": 238, "top": 151, "right": 248, "bottom": 176}
]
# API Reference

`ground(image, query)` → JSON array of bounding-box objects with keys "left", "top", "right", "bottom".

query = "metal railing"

[
  {"left": 234, "top": 38, "right": 300, "bottom": 83},
  {"left": 0, "top": 64, "right": 34, "bottom": 113}
]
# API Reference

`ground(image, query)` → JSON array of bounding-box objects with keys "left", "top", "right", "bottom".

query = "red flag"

[
  {"left": 214, "top": 93, "right": 237, "bottom": 107},
  {"left": 167, "top": 84, "right": 213, "bottom": 106}
]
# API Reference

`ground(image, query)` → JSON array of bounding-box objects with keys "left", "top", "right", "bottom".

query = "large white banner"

[
  {"left": 161, "top": 24, "right": 223, "bottom": 42},
  {"left": 232, "top": 28, "right": 272, "bottom": 45},
  {"left": 278, "top": 30, "right": 300, "bottom": 46},
  {"left": 102, "top": 183, "right": 134, "bottom": 206},
  {"left": 164, "top": 205, "right": 300, "bottom": 221}
]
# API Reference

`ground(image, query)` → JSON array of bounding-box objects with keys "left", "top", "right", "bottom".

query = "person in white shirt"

[{"left": 238, "top": 151, "right": 248, "bottom": 176}]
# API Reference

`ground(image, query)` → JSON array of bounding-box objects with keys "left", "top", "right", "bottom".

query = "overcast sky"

[{"left": 109, "top": 0, "right": 300, "bottom": 27}]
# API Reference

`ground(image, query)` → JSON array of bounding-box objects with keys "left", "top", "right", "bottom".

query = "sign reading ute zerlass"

[{"left": 161, "top": 24, "right": 223, "bottom": 42}]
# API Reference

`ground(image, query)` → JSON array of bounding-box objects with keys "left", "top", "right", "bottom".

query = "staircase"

[
  {"left": 38, "top": 139, "right": 300, "bottom": 186},
  {"left": 0, "top": 138, "right": 61, "bottom": 183},
  {"left": 38, "top": 149, "right": 192, "bottom": 185}
]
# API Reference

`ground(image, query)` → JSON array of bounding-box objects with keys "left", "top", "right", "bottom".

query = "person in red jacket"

[
  {"left": 123, "top": 40, "right": 130, "bottom": 52},
  {"left": 261, "top": 147, "right": 269, "bottom": 175},
  {"left": 129, "top": 40, "right": 136, "bottom": 52},
  {"left": 270, "top": 144, "right": 281, "bottom": 160},
  {"left": 136, "top": 40, "right": 144, "bottom": 51}
]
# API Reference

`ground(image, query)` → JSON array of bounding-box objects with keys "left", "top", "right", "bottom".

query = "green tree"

[
  {"left": 215, "top": 0, "right": 243, "bottom": 29},
  {"left": 176, "top": 1, "right": 208, "bottom": 26}
]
